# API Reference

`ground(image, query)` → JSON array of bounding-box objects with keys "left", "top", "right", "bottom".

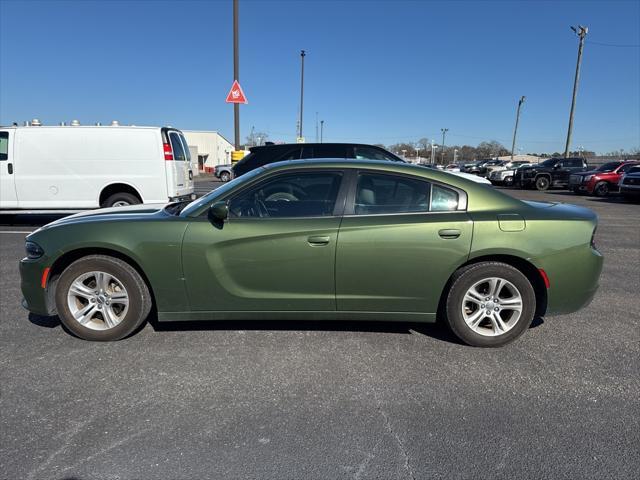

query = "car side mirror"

[{"left": 208, "top": 201, "right": 229, "bottom": 223}]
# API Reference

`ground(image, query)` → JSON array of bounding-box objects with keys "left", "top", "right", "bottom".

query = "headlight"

[
  {"left": 584, "top": 175, "right": 594, "bottom": 182},
  {"left": 25, "top": 241, "right": 44, "bottom": 259}
]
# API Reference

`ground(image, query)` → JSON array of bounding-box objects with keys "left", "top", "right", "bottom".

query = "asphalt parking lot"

[{"left": 1, "top": 180, "right": 638, "bottom": 479}]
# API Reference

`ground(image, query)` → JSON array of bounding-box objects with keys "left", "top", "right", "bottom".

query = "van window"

[
  {"left": 0, "top": 132, "right": 8, "bottom": 160},
  {"left": 179, "top": 134, "right": 191, "bottom": 162},
  {"left": 169, "top": 132, "right": 186, "bottom": 161}
]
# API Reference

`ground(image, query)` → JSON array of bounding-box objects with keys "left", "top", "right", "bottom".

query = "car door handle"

[
  {"left": 7, "top": 163, "right": 13, "bottom": 174},
  {"left": 307, "top": 235, "right": 330, "bottom": 246},
  {"left": 438, "top": 229, "right": 461, "bottom": 239}
]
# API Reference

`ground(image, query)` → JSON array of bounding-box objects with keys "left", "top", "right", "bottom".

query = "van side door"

[{"left": 0, "top": 130, "right": 18, "bottom": 208}]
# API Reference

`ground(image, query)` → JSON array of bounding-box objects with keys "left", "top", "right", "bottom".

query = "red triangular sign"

[{"left": 225, "top": 80, "right": 248, "bottom": 104}]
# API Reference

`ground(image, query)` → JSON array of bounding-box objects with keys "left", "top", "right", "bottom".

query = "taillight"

[
  {"left": 591, "top": 226, "right": 598, "bottom": 249},
  {"left": 163, "top": 143, "right": 174, "bottom": 161}
]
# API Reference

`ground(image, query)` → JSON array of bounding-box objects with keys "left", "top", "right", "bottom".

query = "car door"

[
  {"left": 181, "top": 169, "right": 347, "bottom": 311},
  {"left": 0, "top": 130, "right": 18, "bottom": 208},
  {"left": 336, "top": 170, "right": 472, "bottom": 313}
]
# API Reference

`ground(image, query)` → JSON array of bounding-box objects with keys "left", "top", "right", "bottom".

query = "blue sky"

[{"left": 1, "top": 0, "right": 638, "bottom": 154}]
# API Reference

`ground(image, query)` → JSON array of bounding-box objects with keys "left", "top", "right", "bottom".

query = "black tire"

[
  {"left": 504, "top": 176, "right": 514, "bottom": 187},
  {"left": 54, "top": 255, "right": 152, "bottom": 341},
  {"left": 102, "top": 192, "right": 141, "bottom": 208},
  {"left": 593, "top": 181, "right": 610, "bottom": 197},
  {"left": 445, "top": 262, "right": 536, "bottom": 347},
  {"left": 219, "top": 171, "right": 231, "bottom": 182},
  {"left": 535, "top": 176, "right": 550, "bottom": 191}
]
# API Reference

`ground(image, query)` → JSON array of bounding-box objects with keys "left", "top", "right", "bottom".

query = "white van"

[{"left": 0, "top": 124, "right": 194, "bottom": 211}]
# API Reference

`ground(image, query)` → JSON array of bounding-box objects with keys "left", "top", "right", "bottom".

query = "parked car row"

[{"left": 477, "top": 156, "right": 640, "bottom": 201}]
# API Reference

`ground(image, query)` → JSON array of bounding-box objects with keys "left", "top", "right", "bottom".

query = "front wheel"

[
  {"left": 219, "top": 171, "right": 231, "bottom": 182},
  {"left": 55, "top": 255, "right": 152, "bottom": 341},
  {"left": 535, "top": 176, "right": 550, "bottom": 191},
  {"left": 593, "top": 181, "right": 610, "bottom": 197},
  {"left": 503, "top": 176, "right": 514, "bottom": 187},
  {"left": 445, "top": 262, "right": 536, "bottom": 347}
]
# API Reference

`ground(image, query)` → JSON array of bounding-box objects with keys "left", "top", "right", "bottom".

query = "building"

[{"left": 181, "top": 130, "right": 234, "bottom": 173}]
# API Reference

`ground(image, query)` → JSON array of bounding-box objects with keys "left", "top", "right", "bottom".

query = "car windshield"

[
  {"left": 180, "top": 167, "right": 265, "bottom": 216},
  {"left": 627, "top": 166, "right": 640, "bottom": 174},
  {"left": 596, "top": 162, "right": 621, "bottom": 172}
]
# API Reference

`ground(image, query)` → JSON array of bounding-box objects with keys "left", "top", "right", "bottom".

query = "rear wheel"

[
  {"left": 593, "top": 181, "right": 610, "bottom": 197},
  {"left": 535, "top": 176, "right": 550, "bottom": 191},
  {"left": 102, "top": 192, "right": 140, "bottom": 208},
  {"left": 445, "top": 262, "right": 536, "bottom": 347},
  {"left": 55, "top": 255, "right": 152, "bottom": 341},
  {"left": 219, "top": 171, "right": 231, "bottom": 182}
]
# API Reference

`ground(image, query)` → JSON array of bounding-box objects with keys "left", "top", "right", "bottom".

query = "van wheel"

[
  {"left": 445, "top": 262, "right": 536, "bottom": 347},
  {"left": 219, "top": 171, "right": 231, "bottom": 182},
  {"left": 55, "top": 255, "right": 152, "bottom": 341},
  {"left": 535, "top": 176, "right": 550, "bottom": 191},
  {"left": 102, "top": 192, "right": 140, "bottom": 208}
]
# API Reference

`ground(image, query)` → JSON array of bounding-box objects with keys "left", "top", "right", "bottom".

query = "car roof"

[{"left": 249, "top": 142, "right": 388, "bottom": 151}]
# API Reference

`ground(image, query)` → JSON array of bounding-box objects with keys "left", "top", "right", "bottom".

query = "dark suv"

[
  {"left": 232, "top": 143, "right": 403, "bottom": 178},
  {"left": 516, "top": 157, "right": 588, "bottom": 191}
]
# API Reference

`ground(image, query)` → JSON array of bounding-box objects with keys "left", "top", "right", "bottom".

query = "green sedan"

[{"left": 20, "top": 160, "right": 603, "bottom": 347}]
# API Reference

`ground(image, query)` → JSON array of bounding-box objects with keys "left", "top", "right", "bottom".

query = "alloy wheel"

[
  {"left": 67, "top": 271, "right": 129, "bottom": 330},
  {"left": 461, "top": 277, "right": 523, "bottom": 336}
]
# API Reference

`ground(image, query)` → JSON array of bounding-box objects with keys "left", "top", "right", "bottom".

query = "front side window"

[
  {"left": 228, "top": 171, "right": 343, "bottom": 218},
  {"left": 0, "top": 132, "right": 8, "bottom": 160},
  {"left": 619, "top": 163, "right": 638, "bottom": 173},
  {"left": 354, "top": 173, "right": 431, "bottom": 215},
  {"left": 169, "top": 132, "right": 186, "bottom": 161}
]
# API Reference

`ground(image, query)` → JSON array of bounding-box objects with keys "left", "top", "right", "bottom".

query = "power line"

[{"left": 586, "top": 40, "right": 640, "bottom": 48}]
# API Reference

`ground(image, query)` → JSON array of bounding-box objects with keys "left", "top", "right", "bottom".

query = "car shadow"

[{"left": 28, "top": 313, "right": 544, "bottom": 345}]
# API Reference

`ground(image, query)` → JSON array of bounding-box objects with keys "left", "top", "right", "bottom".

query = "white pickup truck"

[{"left": 0, "top": 124, "right": 194, "bottom": 212}]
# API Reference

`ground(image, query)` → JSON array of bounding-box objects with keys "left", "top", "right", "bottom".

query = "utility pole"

[
  {"left": 315, "top": 112, "right": 319, "bottom": 143},
  {"left": 511, "top": 96, "right": 526, "bottom": 160},
  {"left": 298, "top": 50, "right": 306, "bottom": 140},
  {"left": 320, "top": 120, "right": 324, "bottom": 143},
  {"left": 233, "top": 0, "right": 240, "bottom": 150},
  {"left": 564, "top": 25, "right": 588, "bottom": 158},
  {"left": 440, "top": 128, "right": 448, "bottom": 164}
]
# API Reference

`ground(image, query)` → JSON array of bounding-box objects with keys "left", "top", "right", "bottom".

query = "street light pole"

[
  {"left": 564, "top": 25, "right": 588, "bottom": 158},
  {"left": 233, "top": 0, "right": 240, "bottom": 151},
  {"left": 298, "top": 50, "right": 306, "bottom": 140},
  {"left": 511, "top": 96, "right": 526, "bottom": 160},
  {"left": 320, "top": 120, "right": 324, "bottom": 143},
  {"left": 440, "top": 128, "right": 448, "bottom": 164}
]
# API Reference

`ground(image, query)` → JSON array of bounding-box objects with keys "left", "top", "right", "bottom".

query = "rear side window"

[
  {"left": 354, "top": 173, "right": 431, "bottom": 215},
  {"left": 312, "top": 145, "right": 347, "bottom": 158},
  {"left": 0, "top": 132, "right": 8, "bottom": 160},
  {"left": 430, "top": 185, "right": 459, "bottom": 211},
  {"left": 353, "top": 146, "right": 398, "bottom": 162},
  {"left": 169, "top": 132, "right": 186, "bottom": 161},
  {"left": 353, "top": 172, "right": 460, "bottom": 215}
]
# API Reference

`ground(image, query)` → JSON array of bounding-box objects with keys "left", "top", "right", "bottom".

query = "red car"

[{"left": 568, "top": 161, "right": 640, "bottom": 197}]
